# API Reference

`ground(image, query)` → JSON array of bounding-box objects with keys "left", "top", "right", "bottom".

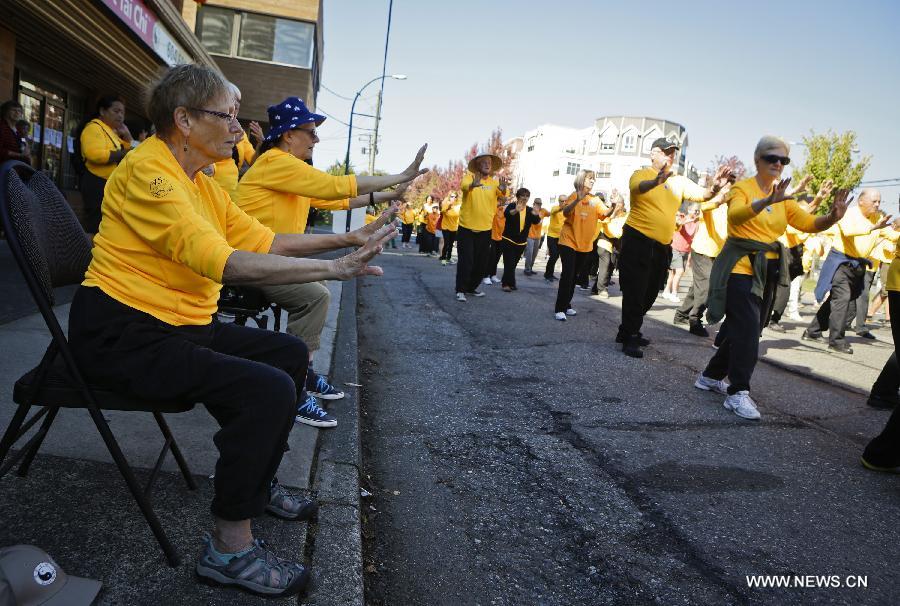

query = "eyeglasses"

[
  {"left": 761, "top": 154, "right": 791, "bottom": 166},
  {"left": 190, "top": 107, "right": 238, "bottom": 123}
]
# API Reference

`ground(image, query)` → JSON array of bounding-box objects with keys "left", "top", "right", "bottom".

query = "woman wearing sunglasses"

[{"left": 694, "top": 136, "right": 850, "bottom": 420}]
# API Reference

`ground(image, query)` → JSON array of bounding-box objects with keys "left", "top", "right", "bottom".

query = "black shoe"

[
  {"left": 767, "top": 322, "right": 786, "bottom": 333},
  {"left": 827, "top": 342, "right": 853, "bottom": 355},
  {"left": 689, "top": 322, "right": 709, "bottom": 337},
  {"left": 867, "top": 392, "right": 899, "bottom": 410},
  {"left": 801, "top": 330, "right": 821, "bottom": 342},
  {"left": 857, "top": 331, "right": 877, "bottom": 340},
  {"left": 622, "top": 336, "right": 644, "bottom": 358},
  {"left": 673, "top": 315, "right": 689, "bottom": 326},
  {"left": 615, "top": 333, "right": 650, "bottom": 346}
]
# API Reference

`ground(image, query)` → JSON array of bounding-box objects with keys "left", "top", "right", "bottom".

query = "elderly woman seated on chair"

[{"left": 68, "top": 64, "right": 425, "bottom": 598}]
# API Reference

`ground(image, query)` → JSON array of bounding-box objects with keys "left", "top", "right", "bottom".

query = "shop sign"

[{"left": 101, "top": 0, "right": 190, "bottom": 67}]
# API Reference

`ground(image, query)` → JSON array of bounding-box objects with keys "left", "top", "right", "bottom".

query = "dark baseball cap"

[
  {"left": 651, "top": 137, "right": 679, "bottom": 151},
  {"left": 0, "top": 545, "right": 101, "bottom": 606}
]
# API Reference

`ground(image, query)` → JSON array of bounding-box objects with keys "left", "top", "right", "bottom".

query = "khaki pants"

[{"left": 260, "top": 281, "right": 330, "bottom": 351}]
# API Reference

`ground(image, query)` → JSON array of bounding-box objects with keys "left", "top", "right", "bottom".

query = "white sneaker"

[
  {"left": 694, "top": 373, "right": 729, "bottom": 395},
  {"left": 787, "top": 311, "right": 803, "bottom": 322},
  {"left": 456, "top": 292, "right": 467, "bottom": 302},
  {"left": 565, "top": 308, "right": 577, "bottom": 316},
  {"left": 723, "top": 390, "right": 761, "bottom": 420},
  {"left": 490, "top": 276, "right": 501, "bottom": 284},
  {"left": 554, "top": 312, "right": 567, "bottom": 321},
  {"left": 482, "top": 277, "right": 492, "bottom": 285},
  {"left": 470, "top": 290, "right": 485, "bottom": 297}
]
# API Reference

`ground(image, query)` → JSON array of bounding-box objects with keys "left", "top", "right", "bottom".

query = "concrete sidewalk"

[{"left": 0, "top": 278, "right": 367, "bottom": 605}]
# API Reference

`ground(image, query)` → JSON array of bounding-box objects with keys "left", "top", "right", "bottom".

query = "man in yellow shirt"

[
  {"left": 523, "top": 199, "right": 549, "bottom": 276},
  {"left": 803, "top": 189, "right": 892, "bottom": 353},
  {"left": 455, "top": 153, "right": 507, "bottom": 301},
  {"left": 848, "top": 224, "right": 900, "bottom": 338},
  {"left": 543, "top": 194, "right": 567, "bottom": 282},
  {"left": 617, "top": 137, "right": 727, "bottom": 356}
]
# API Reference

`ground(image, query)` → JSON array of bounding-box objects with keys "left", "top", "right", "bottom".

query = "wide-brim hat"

[
  {"left": 264, "top": 96, "right": 326, "bottom": 143},
  {"left": 467, "top": 154, "right": 502, "bottom": 174}
]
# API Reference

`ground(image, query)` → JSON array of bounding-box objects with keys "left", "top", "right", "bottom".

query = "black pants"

[
  {"left": 544, "top": 236, "right": 560, "bottom": 279},
  {"left": 455, "top": 227, "right": 492, "bottom": 293},
  {"left": 770, "top": 245, "right": 804, "bottom": 322},
  {"left": 864, "top": 291, "right": 900, "bottom": 466},
  {"left": 441, "top": 229, "right": 457, "bottom": 261},
  {"left": 617, "top": 225, "right": 671, "bottom": 339},
  {"left": 556, "top": 245, "right": 588, "bottom": 313},
  {"left": 68, "top": 286, "right": 306, "bottom": 521},
  {"left": 806, "top": 263, "right": 865, "bottom": 346},
  {"left": 576, "top": 239, "right": 601, "bottom": 287},
  {"left": 487, "top": 239, "right": 503, "bottom": 278},
  {"left": 703, "top": 261, "right": 780, "bottom": 394},
  {"left": 401, "top": 223, "right": 413, "bottom": 243},
  {"left": 675, "top": 252, "right": 714, "bottom": 324},
  {"left": 501, "top": 241, "right": 526, "bottom": 288},
  {"left": 848, "top": 270, "right": 876, "bottom": 333},
  {"left": 79, "top": 171, "right": 107, "bottom": 233},
  {"left": 418, "top": 230, "right": 434, "bottom": 254}
]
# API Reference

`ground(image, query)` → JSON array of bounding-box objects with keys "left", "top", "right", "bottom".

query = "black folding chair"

[
  {"left": 218, "top": 285, "right": 283, "bottom": 332},
  {"left": 0, "top": 161, "right": 196, "bottom": 567}
]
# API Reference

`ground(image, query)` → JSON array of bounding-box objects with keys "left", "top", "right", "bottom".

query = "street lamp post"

[{"left": 343, "top": 74, "right": 407, "bottom": 232}]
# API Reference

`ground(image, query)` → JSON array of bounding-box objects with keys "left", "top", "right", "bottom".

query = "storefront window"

[
  {"left": 18, "top": 78, "right": 81, "bottom": 189},
  {"left": 197, "top": 6, "right": 315, "bottom": 69},
  {"left": 198, "top": 6, "right": 234, "bottom": 55}
]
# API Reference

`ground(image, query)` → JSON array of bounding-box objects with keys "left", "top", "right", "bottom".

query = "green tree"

[
  {"left": 325, "top": 160, "right": 355, "bottom": 176},
  {"left": 793, "top": 130, "right": 870, "bottom": 213}
]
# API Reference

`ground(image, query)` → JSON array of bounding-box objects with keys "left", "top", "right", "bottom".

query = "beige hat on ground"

[{"left": 0, "top": 545, "right": 101, "bottom": 606}]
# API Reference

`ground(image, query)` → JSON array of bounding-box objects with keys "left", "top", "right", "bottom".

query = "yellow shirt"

[
  {"left": 83, "top": 136, "right": 274, "bottom": 326},
  {"left": 528, "top": 209, "right": 549, "bottom": 239},
  {"left": 400, "top": 207, "right": 417, "bottom": 225},
  {"left": 726, "top": 176, "right": 818, "bottom": 275},
  {"left": 491, "top": 205, "right": 506, "bottom": 240},
  {"left": 886, "top": 240, "right": 900, "bottom": 291},
  {"left": 626, "top": 169, "right": 708, "bottom": 245},
  {"left": 212, "top": 133, "right": 256, "bottom": 200},
  {"left": 559, "top": 194, "right": 608, "bottom": 252},
  {"left": 598, "top": 216, "right": 626, "bottom": 253},
  {"left": 691, "top": 203, "right": 729, "bottom": 258},
  {"left": 81, "top": 119, "right": 132, "bottom": 179},
  {"left": 831, "top": 206, "right": 883, "bottom": 260},
  {"left": 442, "top": 203, "right": 461, "bottom": 231},
  {"left": 460, "top": 172, "right": 504, "bottom": 231},
  {"left": 547, "top": 205, "right": 566, "bottom": 238},
  {"left": 364, "top": 214, "right": 377, "bottom": 225},
  {"left": 237, "top": 148, "right": 356, "bottom": 234}
]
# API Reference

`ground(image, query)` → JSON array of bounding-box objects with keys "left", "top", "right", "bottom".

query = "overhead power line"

[{"left": 320, "top": 83, "right": 354, "bottom": 101}]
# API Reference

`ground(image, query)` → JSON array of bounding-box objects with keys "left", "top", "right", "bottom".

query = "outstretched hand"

[
  {"left": 873, "top": 213, "right": 894, "bottom": 231},
  {"left": 827, "top": 189, "right": 853, "bottom": 223},
  {"left": 392, "top": 181, "right": 411, "bottom": 200},
  {"left": 655, "top": 167, "right": 673, "bottom": 186},
  {"left": 402, "top": 144, "right": 429, "bottom": 181},
  {"left": 712, "top": 165, "right": 733, "bottom": 190},
  {"left": 768, "top": 178, "right": 793, "bottom": 205},
  {"left": 334, "top": 222, "right": 397, "bottom": 279},
  {"left": 351, "top": 202, "right": 400, "bottom": 246},
  {"left": 787, "top": 174, "right": 813, "bottom": 197}
]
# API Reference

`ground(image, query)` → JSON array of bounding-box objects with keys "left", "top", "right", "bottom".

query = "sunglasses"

[
  {"left": 761, "top": 154, "right": 791, "bottom": 166},
  {"left": 293, "top": 127, "right": 318, "bottom": 137}
]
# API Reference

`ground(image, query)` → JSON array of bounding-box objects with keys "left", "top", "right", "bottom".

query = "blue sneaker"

[
  {"left": 295, "top": 394, "right": 337, "bottom": 428},
  {"left": 309, "top": 375, "right": 345, "bottom": 400}
]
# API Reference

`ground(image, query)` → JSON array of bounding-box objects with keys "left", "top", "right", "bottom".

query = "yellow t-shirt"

[
  {"left": 400, "top": 207, "right": 417, "bottom": 225},
  {"left": 691, "top": 203, "right": 729, "bottom": 258},
  {"left": 831, "top": 206, "right": 883, "bottom": 260},
  {"left": 726, "top": 176, "right": 818, "bottom": 275},
  {"left": 212, "top": 133, "right": 256, "bottom": 200},
  {"left": 83, "top": 135, "right": 275, "bottom": 326},
  {"left": 237, "top": 148, "right": 356, "bottom": 234},
  {"left": 886, "top": 238, "right": 900, "bottom": 291},
  {"left": 460, "top": 172, "right": 504, "bottom": 231},
  {"left": 559, "top": 194, "right": 608, "bottom": 252},
  {"left": 81, "top": 119, "right": 132, "bottom": 179},
  {"left": 528, "top": 209, "right": 549, "bottom": 239},
  {"left": 626, "top": 169, "right": 708, "bottom": 245},
  {"left": 442, "top": 202, "right": 461, "bottom": 231},
  {"left": 491, "top": 205, "right": 506, "bottom": 240},
  {"left": 598, "top": 216, "right": 626, "bottom": 253},
  {"left": 364, "top": 213, "right": 377, "bottom": 225},
  {"left": 547, "top": 205, "right": 566, "bottom": 238}
]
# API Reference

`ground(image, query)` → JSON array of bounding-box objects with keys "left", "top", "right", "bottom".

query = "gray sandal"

[
  {"left": 267, "top": 482, "right": 318, "bottom": 521},
  {"left": 196, "top": 535, "right": 309, "bottom": 597}
]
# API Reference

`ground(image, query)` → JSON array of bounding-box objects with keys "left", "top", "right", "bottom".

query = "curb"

[{"left": 304, "top": 277, "right": 364, "bottom": 606}]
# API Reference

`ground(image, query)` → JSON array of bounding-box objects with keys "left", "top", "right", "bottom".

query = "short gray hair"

[
  {"left": 148, "top": 64, "right": 229, "bottom": 137},
  {"left": 754, "top": 135, "right": 790, "bottom": 162},
  {"left": 573, "top": 169, "right": 596, "bottom": 192}
]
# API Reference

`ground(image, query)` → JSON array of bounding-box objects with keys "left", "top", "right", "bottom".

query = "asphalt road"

[{"left": 357, "top": 251, "right": 899, "bottom": 606}]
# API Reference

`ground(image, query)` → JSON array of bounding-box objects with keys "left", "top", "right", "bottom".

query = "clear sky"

[{"left": 318, "top": 0, "right": 900, "bottom": 210}]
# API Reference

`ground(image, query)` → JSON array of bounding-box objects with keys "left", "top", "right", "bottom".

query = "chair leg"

[
  {"left": 0, "top": 403, "right": 30, "bottom": 467},
  {"left": 17, "top": 406, "right": 60, "bottom": 477},
  {"left": 152, "top": 412, "right": 197, "bottom": 491},
  {"left": 84, "top": 406, "right": 181, "bottom": 567}
]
